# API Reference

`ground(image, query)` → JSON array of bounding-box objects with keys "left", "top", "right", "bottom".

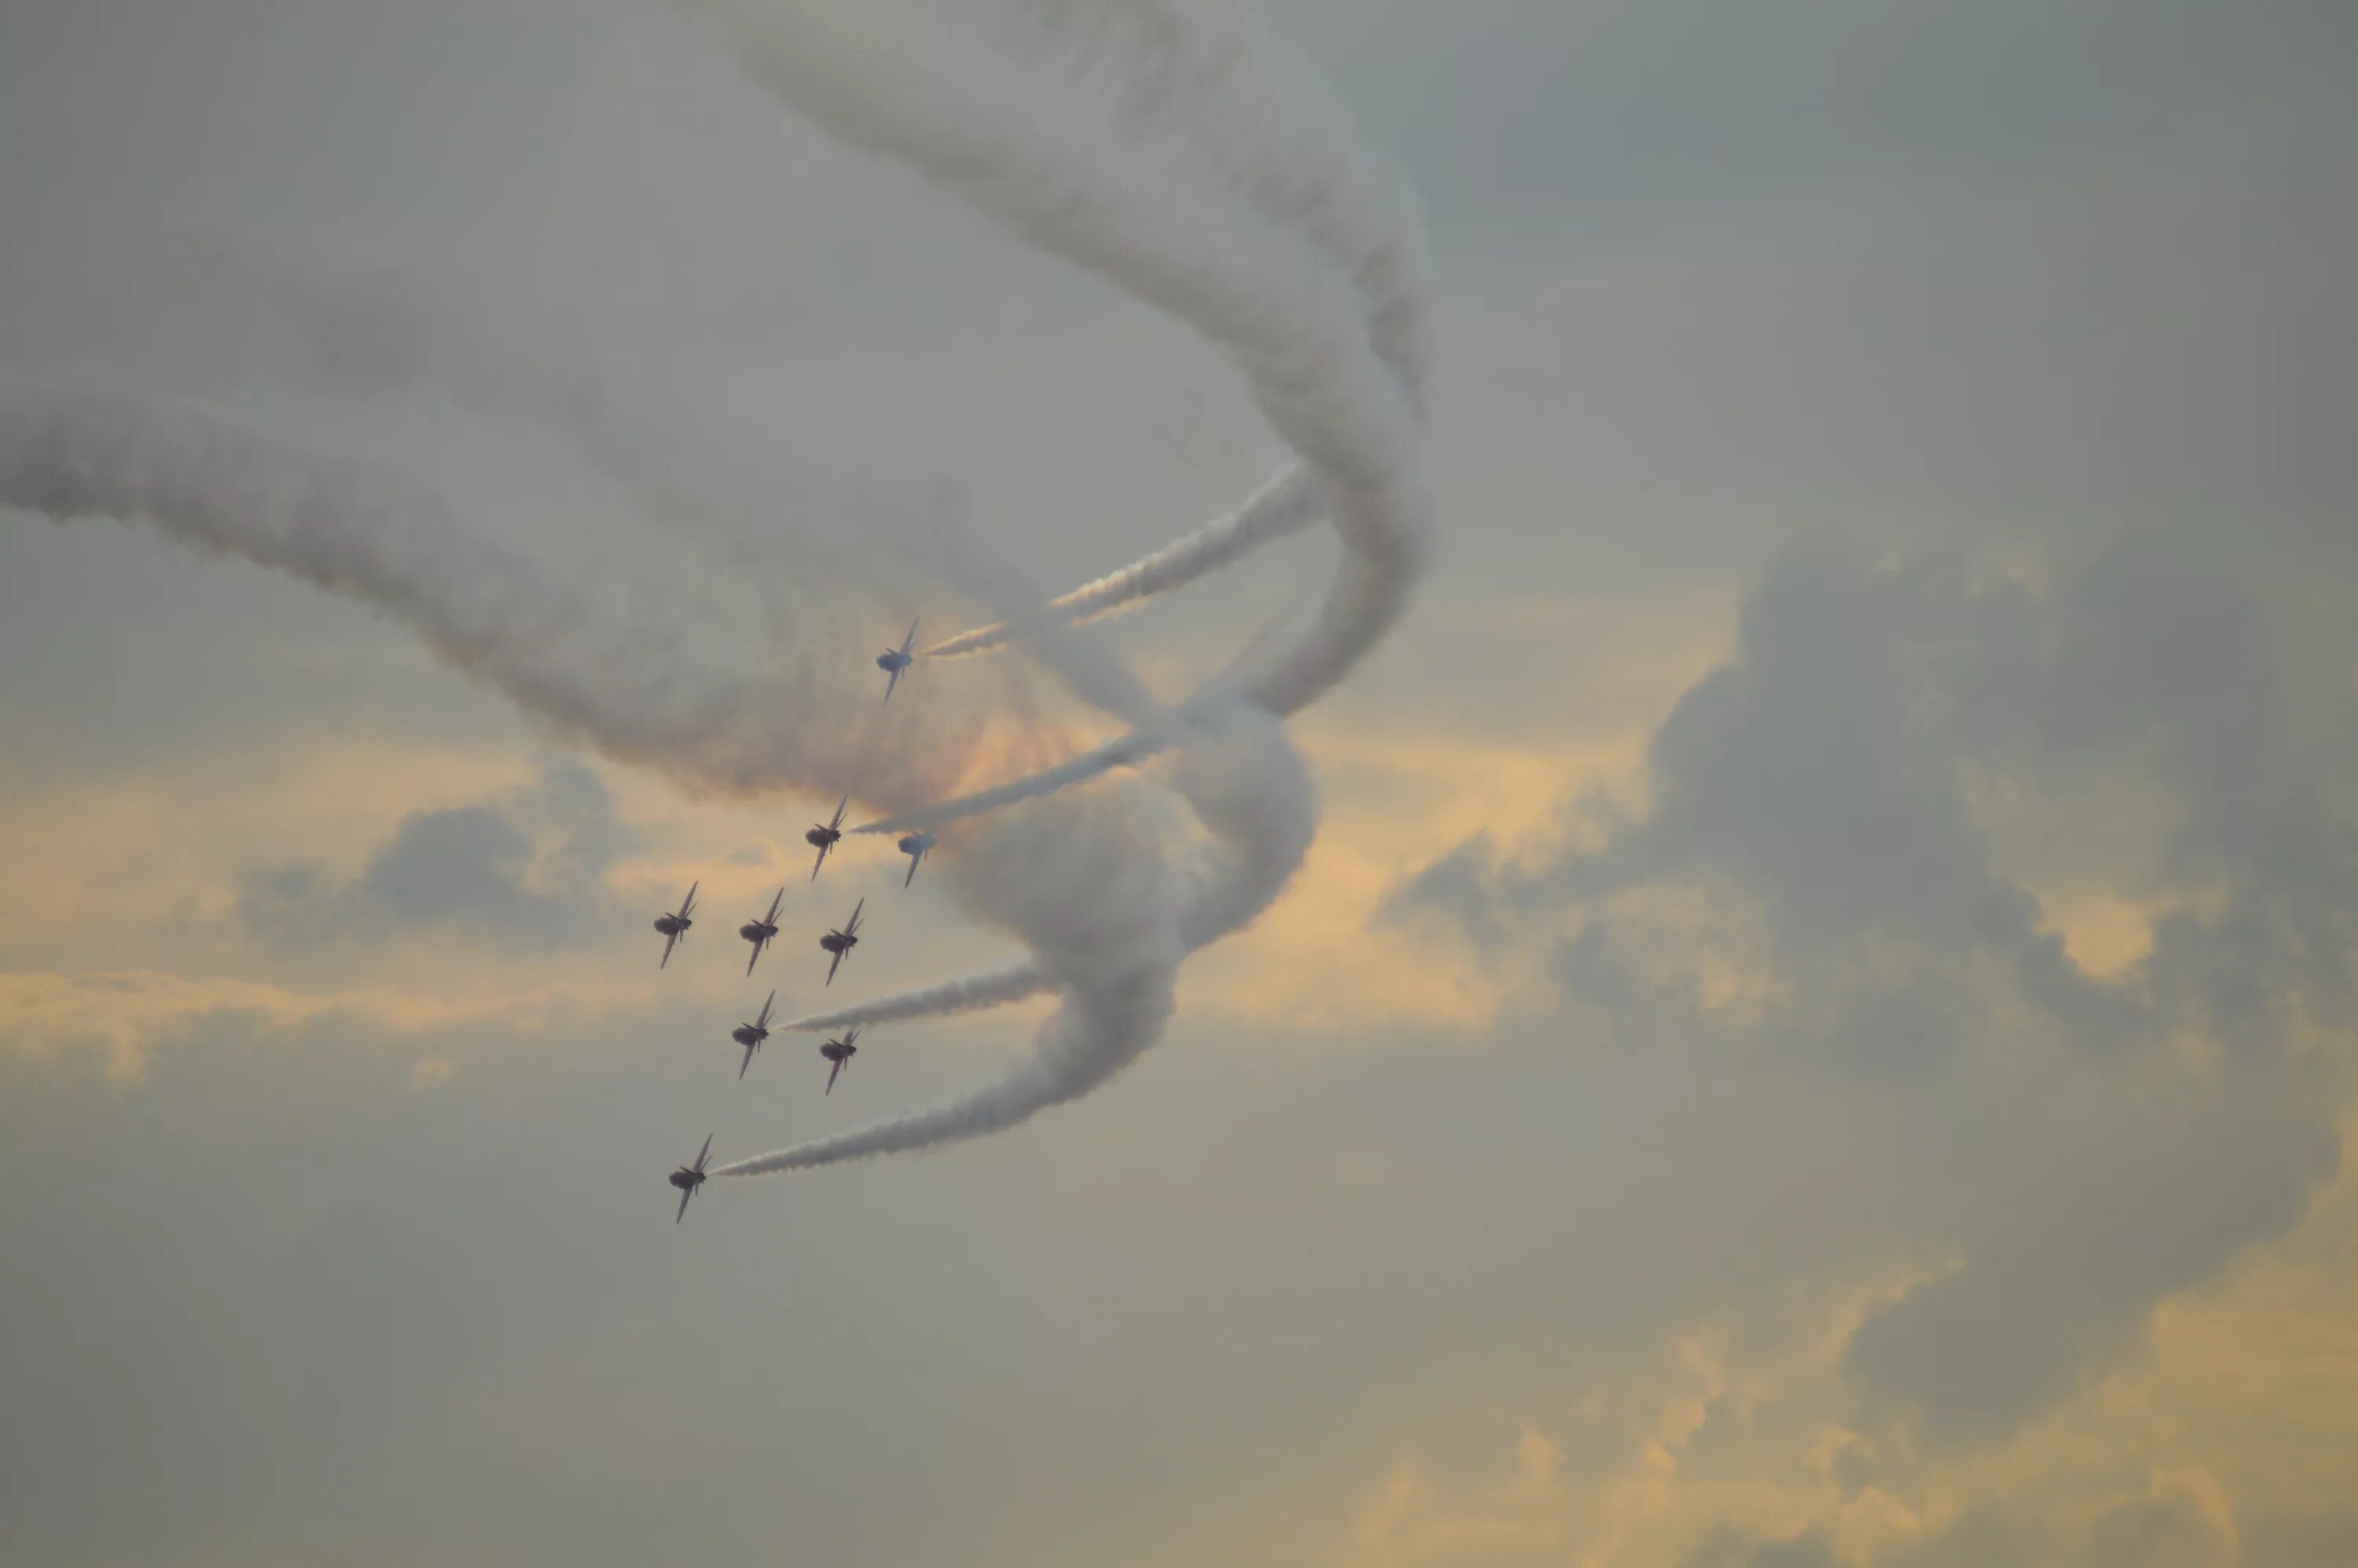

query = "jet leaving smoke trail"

[
  {"left": 686, "top": 0, "right": 1437, "bottom": 857},
  {"left": 916, "top": 0, "right": 1442, "bottom": 664},
  {"left": 920, "top": 459, "right": 1327, "bottom": 659},
  {"left": 689, "top": 0, "right": 1435, "bottom": 1179},
  {"left": 780, "top": 699, "right": 1314, "bottom": 1041},
  {"left": 723, "top": 706, "right": 1315, "bottom": 1173}
]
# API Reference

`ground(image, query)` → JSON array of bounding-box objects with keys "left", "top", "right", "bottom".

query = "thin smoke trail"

[
  {"left": 919, "top": 465, "right": 1325, "bottom": 659},
  {"left": 689, "top": 0, "right": 1435, "bottom": 1179},
  {"left": 784, "top": 958, "right": 1051, "bottom": 1033}
]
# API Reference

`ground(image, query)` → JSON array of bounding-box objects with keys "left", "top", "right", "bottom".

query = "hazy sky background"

[{"left": 4, "top": 3, "right": 2356, "bottom": 1565}]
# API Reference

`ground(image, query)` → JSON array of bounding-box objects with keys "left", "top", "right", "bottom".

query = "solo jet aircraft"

[
  {"left": 653, "top": 882, "right": 698, "bottom": 968},
  {"left": 739, "top": 887, "right": 785, "bottom": 975},
  {"left": 897, "top": 830, "right": 936, "bottom": 887},
  {"left": 806, "top": 795, "right": 850, "bottom": 880},
  {"left": 820, "top": 1026, "right": 861, "bottom": 1095},
  {"left": 819, "top": 897, "right": 865, "bottom": 986},
  {"left": 733, "top": 991, "right": 777, "bottom": 1079},
  {"left": 669, "top": 1134, "right": 714, "bottom": 1222},
  {"left": 876, "top": 619, "right": 920, "bottom": 703}
]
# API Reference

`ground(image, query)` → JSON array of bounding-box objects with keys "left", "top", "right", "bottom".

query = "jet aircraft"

[
  {"left": 653, "top": 882, "right": 698, "bottom": 968},
  {"left": 733, "top": 990, "right": 777, "bottom": 1079},
  {"left": 806, "top": 795, "right": 850, "bottom": 880},
  {"left": 876, "top": 619, "right": 920, "bottom": 703},
  {"left": 820, "top": 1026, "right": 861, "bottom": 1094},
  {"left": 897, "top": 830, "right": 936, "bottom": 887},
  {"left": 819, "top": 897, "right": 865, "bottom": 986},
  {"left": 738, "top": 887, "right": 785, "bottom": 975},
  {"left": 669, "top": 1134, "right": 714, "bottom": 1222}
]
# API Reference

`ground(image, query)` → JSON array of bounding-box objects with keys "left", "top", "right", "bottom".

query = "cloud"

[
  {"left": 2085, "top": 1471, "right": 2237, "bottom": 1568},
  {"left": 0, "top": 967, "right": 564, "bottom": 1079},
  {"left": 236, "top": 756, "right": 633, "bottom": 949},
  {"left": 1386, "top": 533, "right": 2357, "bottom": 1441}
]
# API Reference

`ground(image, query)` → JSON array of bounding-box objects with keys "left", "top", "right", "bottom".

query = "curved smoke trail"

[
  {"left": 0, "top": 388, "right": 918, "bottom": 800},
  {"left": 688, "top": 0, "right": 1436, "bottom": 1179},
  {"left": 725, "top": 705, "right": 1316, "bottom": 1173},
  {"left": 2, "top": 0, "right": 1437, "bottom": 1188}
]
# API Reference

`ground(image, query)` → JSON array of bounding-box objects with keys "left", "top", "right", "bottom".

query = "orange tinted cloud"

[{"left": 0, "top": 968, "right": 581, "bottom": 1081}]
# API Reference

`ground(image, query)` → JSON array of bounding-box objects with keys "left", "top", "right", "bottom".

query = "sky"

[{"left": 3, "top": 2, "right": 2356, "bottom": 1565}]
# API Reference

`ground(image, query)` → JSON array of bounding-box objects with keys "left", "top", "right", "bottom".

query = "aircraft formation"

[{"left": 650, "top": 621, "right": 930, "bottom": 1218}]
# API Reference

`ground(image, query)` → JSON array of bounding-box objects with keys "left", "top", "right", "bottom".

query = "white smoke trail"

[
  {"left": 780, "top": 700, "right": 1314, "bottom": 1038},
  {"left": 915, "top": 0, "right": 1442, "bottom": 663},
  {"left": 689, "top": 0, "right": 1435, "bottom": 1179},
  {"left": 783, "top": 958, "right": 1052, "bottom": 1034},
  {"left": 920, "top": 463, "right": 1326, "bottom": 658},
  {"left": 0, "top": 388, "right": 932, "bottom": 805},
  {"left": 722, "top": 707, "right": 1314, "bottom": 1173}
]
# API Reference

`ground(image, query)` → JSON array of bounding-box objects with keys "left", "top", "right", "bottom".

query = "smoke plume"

[{"left": 685, "top": 0, "right": 1437, "bottom": 1180}]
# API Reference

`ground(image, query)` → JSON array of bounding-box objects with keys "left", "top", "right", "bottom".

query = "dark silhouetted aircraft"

[
  {"left": 819, "top": 897, "right": 865, "bottom": 986},
  {"left": 821, "top": 1026, "right": 861, "bottom": 1094},
  {"left": 739, "top": 887, "right": 784, "bottom": 975},
  {"left": 669, "top": 1134, "right": 714, "bottom": 1222},
  {"left": 877, "top": 619, "right": 920, "bottom": 703},
  {"left": 733, "top": 990, "right": 776, "bottom": 1079},
  {"left": 653, "top": 882, "right": 698, "bottom": 968},
  {"left": 806, "top": 795, "right": 850, "bottom": 880}
]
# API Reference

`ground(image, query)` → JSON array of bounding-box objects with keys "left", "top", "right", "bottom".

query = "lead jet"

[
  {"left": 897, "top": 830, "right": 936, "bottom": 888},
  {"left": 738, "top": 887, "right": 785, "bottom": 975},
  {"left": 805, "top": 795, "right": 850, "bottom": 880},
  {"left": 668, "top": 1134, "right": 714, "bottom": 1222},
  {"left": 818, "top": 897, "right": 865, "bottom": 986},
  {"left": 652, "top": 881, "right": 698, "bottom": 968},
  {"left": 876, "top": 618, "right": 920, "bottom": 703},
  {"left": 733, "top": 990, "right": 777, "bottom": 1079},
  {"left": 820, "top": 1026, "right": 861, "bottom": 1095}
]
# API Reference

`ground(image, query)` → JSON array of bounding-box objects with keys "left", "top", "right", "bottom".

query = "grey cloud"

[
  {"left": 238, "top": 757, "right": 631, "bottom": 948},
  {"left": 1843, "top": 1087, "right": 2336, "bottom": 1440},
  {"left": 1390, "top": 532, "right": 2355, "bottom": 1437},
  {"left": 1684, "top": 1529, "right": 1838, "bottom": 1568},
  {"left": 2086, "top": 1482, "right": 2236, "bottom": 1568}
]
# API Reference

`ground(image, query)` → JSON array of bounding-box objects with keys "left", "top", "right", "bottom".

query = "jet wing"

[
  {"left": 883, "top": 665, "right": 902, "bottom": 704},
  {"left": 740, "top": 1042, "right": 755, "bottom": 1079},
  {"left": 676, "top": 1186, "right": 692, "bottom": 1223},
  {"left": 810, "top": 842, "right": 828, "bottom": 881},
  {"left": 826, "top": 947, "right": 845, "bottom": 986},
  {"left": 902, "top": 618, "right": 920, "bottom": 655},
  {"left": 826, "top": 1058, "right": 843, "bottom": 1095},
  {"left": 745, "top": 936, "right": 763, "bottom": 976},
  {"left": 660, "top": 928, "right": 680, "bottom": 968}
]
